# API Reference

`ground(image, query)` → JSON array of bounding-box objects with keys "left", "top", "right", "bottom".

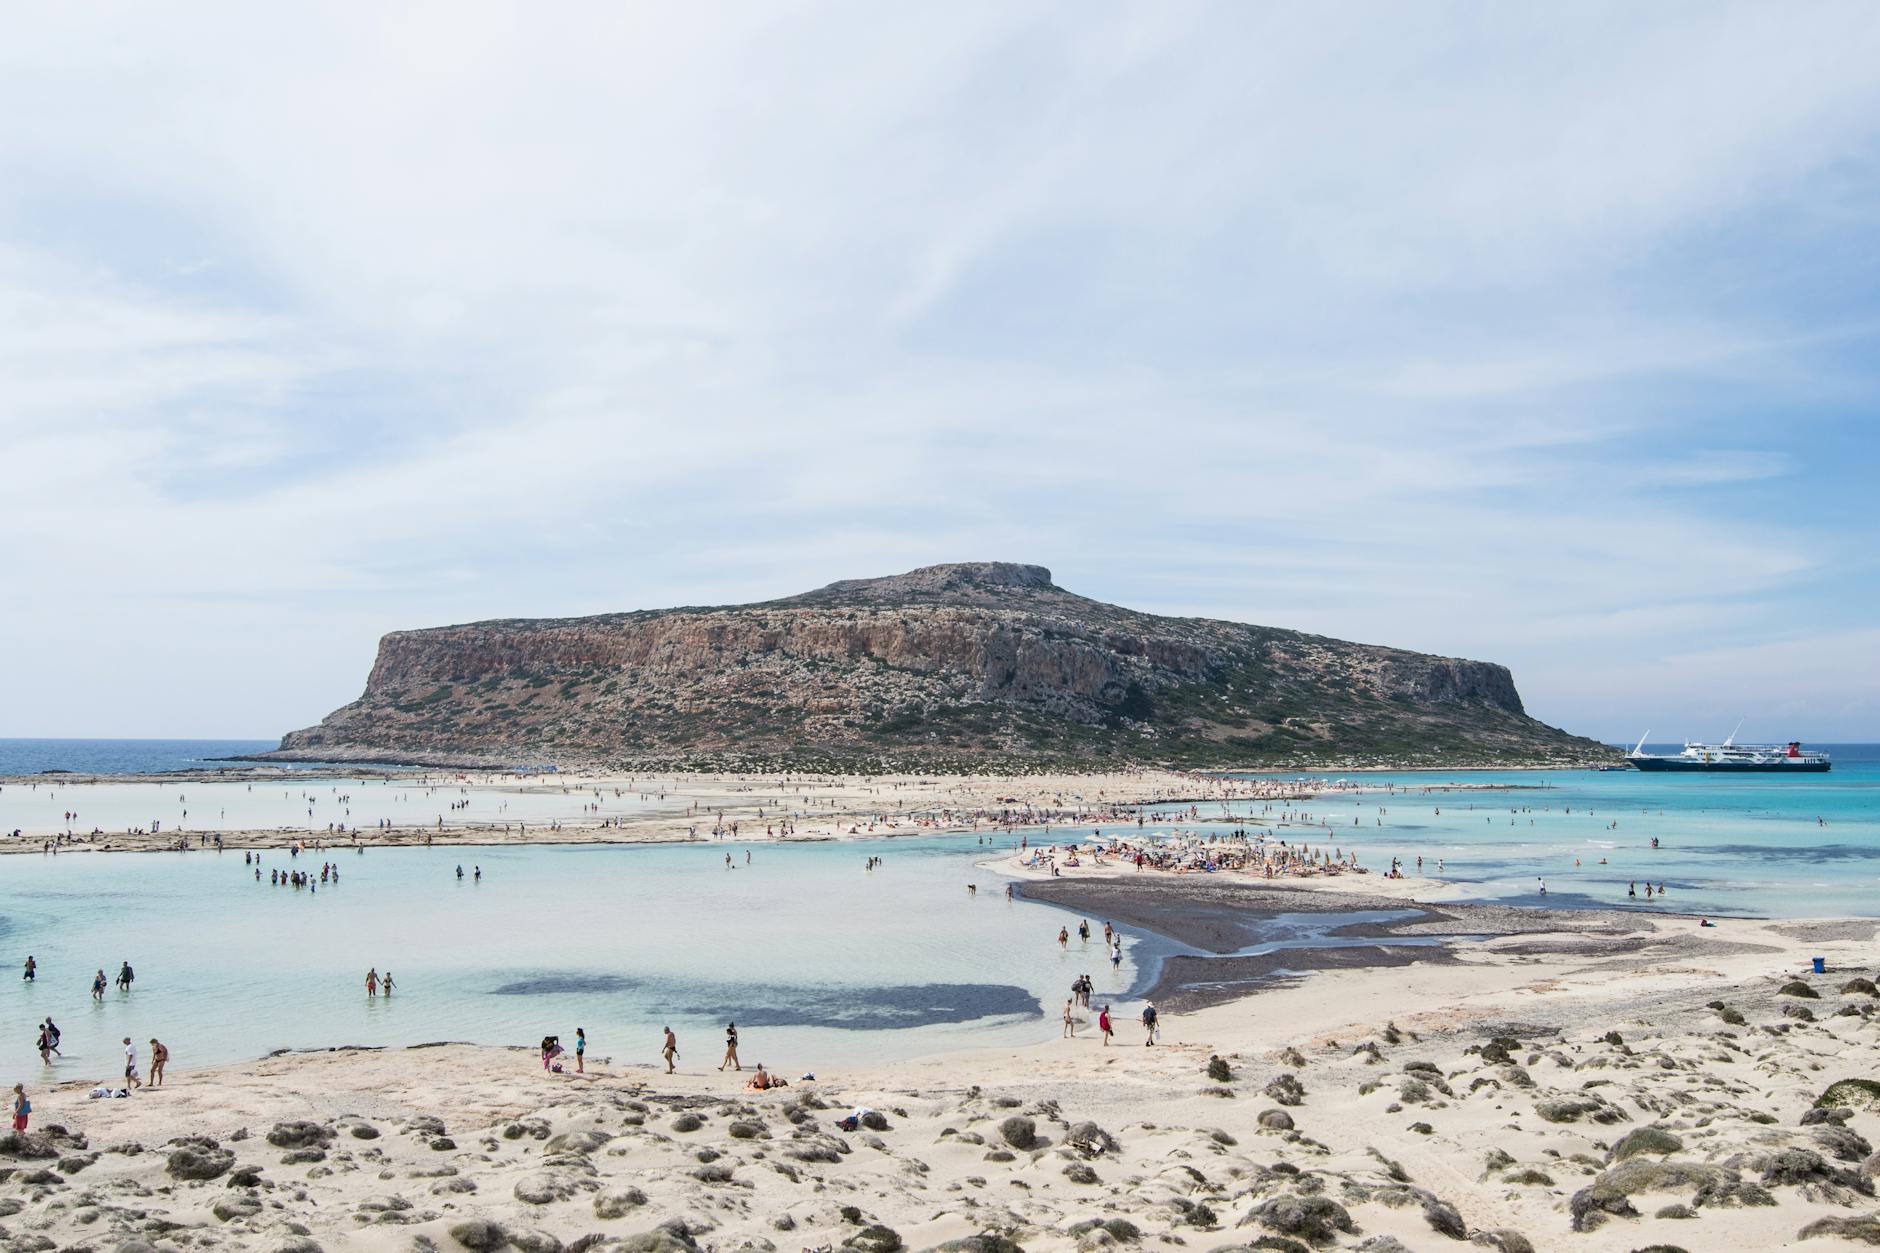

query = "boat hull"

[{"left": 1627, "top": 757, "right": 1831, "bottom": 773}]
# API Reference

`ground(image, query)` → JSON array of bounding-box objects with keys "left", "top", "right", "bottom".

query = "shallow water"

[
  {"left": 1, "top": 746, "right": 1875, "bottom": 1082},
  {"left": 0, "top": 835, "right": 1143, "bottom": 1082},
  {"left": 1166, "top": 746, "right": 1880, "bottom": 918}
]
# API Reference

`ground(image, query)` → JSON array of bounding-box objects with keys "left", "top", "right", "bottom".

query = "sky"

[{"left": 2, "top": 2, "right": 1878, "bottom": 744}]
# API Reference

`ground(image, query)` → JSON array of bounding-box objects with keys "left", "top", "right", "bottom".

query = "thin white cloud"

[{"left": 1, "top": 3, "right": 1877, "bottom": 737}]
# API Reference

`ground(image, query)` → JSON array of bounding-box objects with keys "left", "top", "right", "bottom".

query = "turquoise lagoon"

[{"left": 0, "top": 745, "right": 1874, "bottom": 1082}]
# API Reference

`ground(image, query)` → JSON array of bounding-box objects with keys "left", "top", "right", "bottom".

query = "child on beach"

[
  {"left": 10, "top": 1085, "right": 27, "bottom": 1132},
  {"left": 575, "top": 1027, "right": 585, "bottom": 1073}
]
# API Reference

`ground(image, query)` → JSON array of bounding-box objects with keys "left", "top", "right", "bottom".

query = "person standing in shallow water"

[
  {"left": 116, "top": 961, "right": 134, "bottom": 992},
  {"left": 719, "top": 1022, "right": 740, "bottom": 1071},
  {"left": 91, "top": 969, "right": 107, "bottom": 1001},
  {"left": 22, "top": 955, "right": 34, "bottom": 982},
  {"left": 365, "top": 968, "right": 379, "bottom": 998}
]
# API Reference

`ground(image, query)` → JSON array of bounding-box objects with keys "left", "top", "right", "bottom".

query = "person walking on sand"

[
  {"left": 122, "top": 1037, "right": 142, "bottom": 1089},
  {"left": 91, "top": 969, "right": 107, "bottom": 1001},
  {"left": 365, "top": 968, "right": 379, "bottom": 998},
  {"left": 1141, "top": 1002, "right": 1158, "bottom": 1046},
  {"left": 574, "top": 1027, "right": 586, "bottom": 1074},
  {"left": 719, "top": 1022, "right": 741, "bottom": 1071},
  {"left": 1098, "top": 1005, "right": 1113, "bottom": 1046},
  {"left": 10, "top": 1085, "right": 28, "bottom": 1132},
  {"left": 149, "top": 1038, "right": 168, "bottom": 1087},
  {"left": 1062, "top": 999, "right": 1076, "bottom": 1037},
  {"left": 662, "top": 1026, "right": 679, "bottom": 1073}
]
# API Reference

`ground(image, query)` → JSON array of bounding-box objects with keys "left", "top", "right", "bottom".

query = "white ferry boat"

[{"left": 1625, "top": 727, "right": 1831, "bottom": 773}]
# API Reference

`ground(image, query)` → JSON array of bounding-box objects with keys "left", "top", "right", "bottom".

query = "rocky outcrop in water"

[{"left": 270, "top": 561, "right": 1606, "bottom": 769}]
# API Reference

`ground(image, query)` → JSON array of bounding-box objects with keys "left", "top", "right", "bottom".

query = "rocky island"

[{"left": 267, "top": 562, "right": 1609, "bottom": 771}]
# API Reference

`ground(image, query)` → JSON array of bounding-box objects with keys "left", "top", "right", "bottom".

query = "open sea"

[{"left": 0, "top": 738, "right": 1873, "bottom": 1081}]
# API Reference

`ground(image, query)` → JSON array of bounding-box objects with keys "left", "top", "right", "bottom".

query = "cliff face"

[{"left": 275, "top": 562, "right": 1606, "bottom": 769}]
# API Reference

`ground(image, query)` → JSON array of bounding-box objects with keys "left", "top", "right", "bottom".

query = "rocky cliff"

[{"left": 271, "top": 562, "right": 1609, "bottom": 770}]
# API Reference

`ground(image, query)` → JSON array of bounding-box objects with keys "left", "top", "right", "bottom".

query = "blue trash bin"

[{"left": 1812, "top": 956, "right": 1826, "bottom": 974}]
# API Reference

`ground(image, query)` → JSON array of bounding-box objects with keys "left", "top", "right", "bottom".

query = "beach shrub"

[
  {"left": 1063, "top": 1162, "right": 1099, "bottom": 1185},
  {"left": 998, "top": 1116, "right": 1039, "bottom": 1150},
  {"left": 1245, "top": 1194, "right": 1354, "bottom": 1244},
  {"left": 1258, "top": 1110, "right": 1294, "bottom": 1132},
  {"left": 1472, "top": 1232, "right": 1536, "bottom": 1253},
  {"left": 1759, "top": 1147, "right": 1870, "bottom": 1190},
  {"left": 1839, "top": 977, "right": 1878, "bottom": 997},
  {"left": 1813, "top": 1125, "right": 1873, "bottom": 1162},
  {"left": 1716, "top": 1006, "right": 1747, "bottom": 1026},
  {"left": 669, "top": 1113, "right": 702, "bottom": 1133},
  {"left": 1609, "top": 1127, "right": 1683, "bottom": 1162},
  {"left": 266, "top": 1121, "right": 333, "bottom": 1149},
  {"left": 1207, "top": 1056, "right": 1233, "bottom": 1083},
  {"left": 843, "top": 1225, "right": 903, "bottom": 1253},
  {"left": 594, "top": 1186, "right": 648, "bottom": 1218},
  {"left": 1068, "top": 1218, "right": 1139, "bottom": 1243},
  {"left": 1421, "top": 1196, "right": 1466, "bottom": 1239},
  {"left": 860, "top": 1111, "right": 890, "bottom": 1131},
  {"left": 1778, "top": 980, "right": 1820, "bottom": 999},
  {"left": 166, "top": 1146, "right": 234, "bottom": 1181},
  {"left": 1797, "top": 1216, "right": 1880, "bottom": 1244},
  {"left": 1536, "top": 1098, "right": 1604, "bottom": 1124},
  {"left": 1503, "top": 1169, "right": 1554, "bottom": 1186},
  {"left": 930, "top": 1237, "right": 1026, "bottom": 1253},
  {"left": 1817, "top": 1079, "right": 1880, "bottom": 1110},
  {"left": 1265, "top": 1073, "right": 1306, "bottom": 1107},
  {"left": 450, "top": 1224, "right": 511, "bottom": 1253}
]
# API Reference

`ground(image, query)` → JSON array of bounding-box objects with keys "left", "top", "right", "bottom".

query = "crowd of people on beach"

[{"left": 15, "top": 953, "right": 171, "bottom": 1111}]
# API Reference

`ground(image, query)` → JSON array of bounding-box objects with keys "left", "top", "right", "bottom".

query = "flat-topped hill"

[{"left": 269, "top": 562, "right": 1608, "bottom": 770}]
